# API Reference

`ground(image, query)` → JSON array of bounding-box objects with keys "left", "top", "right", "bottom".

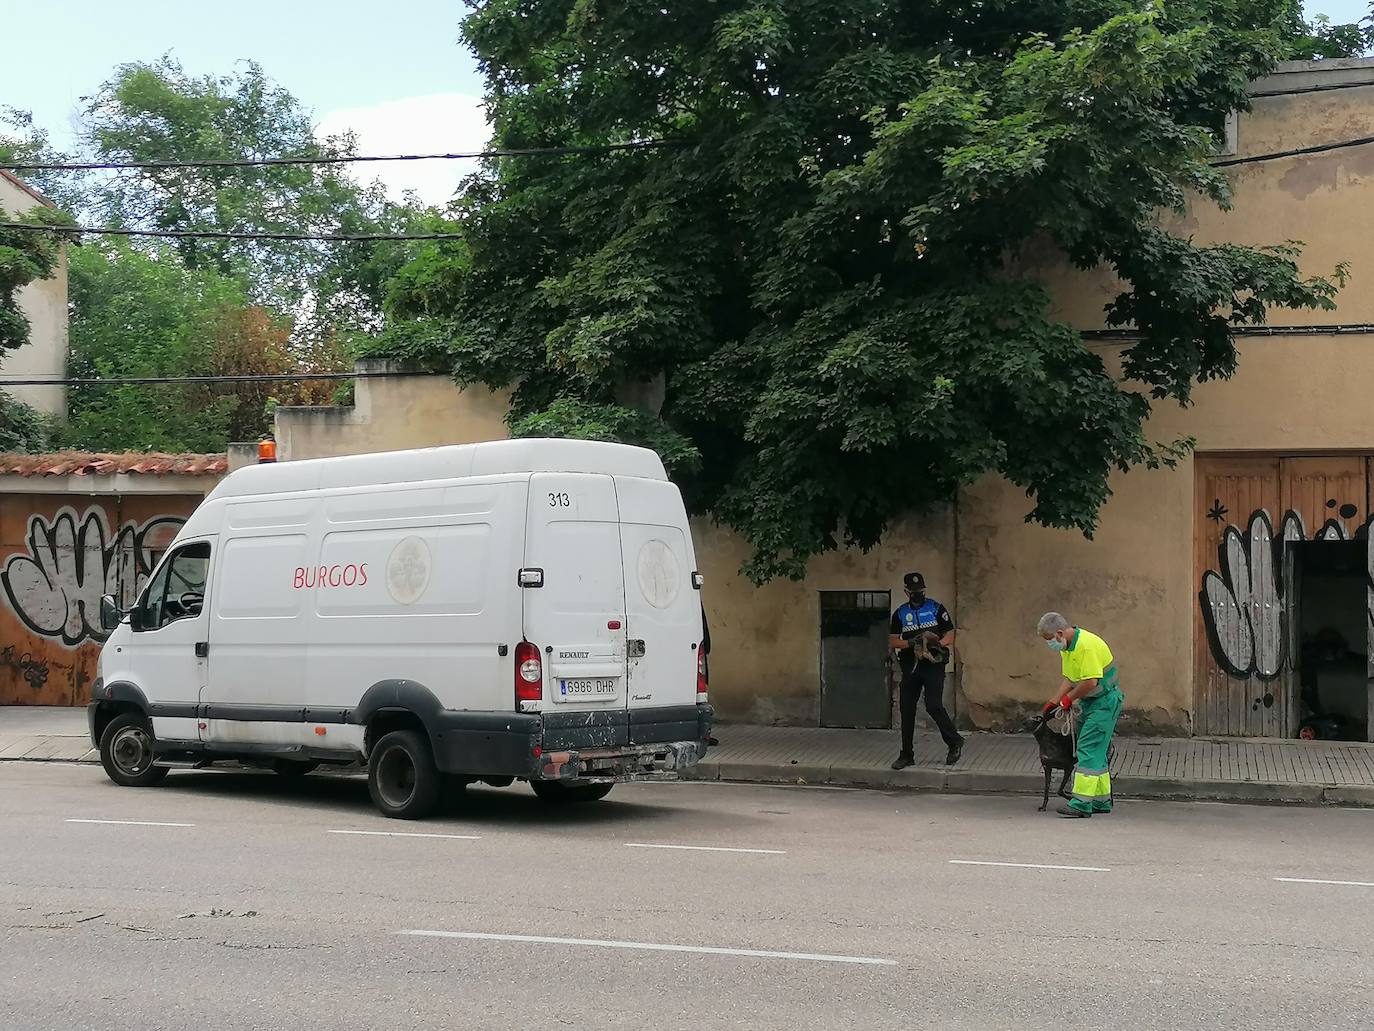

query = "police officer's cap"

[{"left": 903, "top": 571, "right": 926, "bottom": 592}]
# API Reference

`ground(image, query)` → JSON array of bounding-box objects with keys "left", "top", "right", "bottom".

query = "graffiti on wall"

[
  {"left": 1200, "top": 502, "right": 1368, "bottom": 681},
  {"left": 0, "top": 507, "right": 185, "bottom": 647}
]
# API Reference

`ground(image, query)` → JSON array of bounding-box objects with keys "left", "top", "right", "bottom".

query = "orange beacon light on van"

[{"left": 258, "top": 439, "right": 277, "bottom": 464}]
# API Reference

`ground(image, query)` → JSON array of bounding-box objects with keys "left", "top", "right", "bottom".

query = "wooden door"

[
  {"left": 1195, "top": 455, "right": 1370, "bottom": 739},
  {"left": 1195, "top": 457, "right": 1282, "bottom": 736}
]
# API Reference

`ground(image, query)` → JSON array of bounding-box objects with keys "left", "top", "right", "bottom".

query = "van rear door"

[
  {"left": 614, "top": 476, "right": 701, "bottom": 713},
  {"left": 523, "top": 474, "right": 630, "bottom": 744}
]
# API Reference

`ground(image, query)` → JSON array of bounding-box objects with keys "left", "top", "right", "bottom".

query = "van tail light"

[
  {"left": 515, "top": 641, "right": 543, "bottom": 709},
  {"left": 697, "top": 644, "right": 708, "bottom": 704}
]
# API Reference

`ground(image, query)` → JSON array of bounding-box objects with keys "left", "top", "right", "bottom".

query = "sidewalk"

[
  {"left": 6, "top": 705, "right": 1374, "bottom": 806},
  {"left": 688, "top": 723, "right": 1374, "bottom": 807}
]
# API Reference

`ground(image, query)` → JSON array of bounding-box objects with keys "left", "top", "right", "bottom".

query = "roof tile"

[{"left": 0, "top": 451, "right": 228, "bottom": 478}]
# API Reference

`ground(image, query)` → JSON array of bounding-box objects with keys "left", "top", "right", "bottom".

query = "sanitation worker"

[{"left": 1038, "top": 612, "right": 1122, "bottom": 818}]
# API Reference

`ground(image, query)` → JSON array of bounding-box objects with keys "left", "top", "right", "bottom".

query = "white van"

[{"left": 88, "top": 439, "right": 713, "bottom": 819}]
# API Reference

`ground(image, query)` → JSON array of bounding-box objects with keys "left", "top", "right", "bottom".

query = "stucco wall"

[
  {"left": 269, "top": 62, "right": 1374, "bottom": 734},
  {"left": 274, "top": 362, "right": 512, "bottom": 460},
  {"left": 695, "top": 513, "right": 955, "bottom": 725},
  {"left": 0, "top": 173, "right": 67, "bottom": 418}
]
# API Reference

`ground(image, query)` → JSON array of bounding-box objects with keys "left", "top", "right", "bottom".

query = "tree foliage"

[
  {"left": 1281, "top": 2, "right": 1372, "bottom": 58},
  {"left": 375, "top": 0, "right": 1349, "bottom": 582},
  {"left": 60, "top": 241, "right": 347, "bottom": 452}
]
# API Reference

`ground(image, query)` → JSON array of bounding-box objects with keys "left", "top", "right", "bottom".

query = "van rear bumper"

[{"left": 429, "top": 703, "right": 712, "bottom": 781}]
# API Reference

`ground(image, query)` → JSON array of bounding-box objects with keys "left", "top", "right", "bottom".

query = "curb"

[{"left": 683, "top": 762, "right": 1374, "bottom": 808}]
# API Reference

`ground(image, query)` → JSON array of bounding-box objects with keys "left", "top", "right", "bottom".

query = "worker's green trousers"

[{"left": 1070, "top": 686, "right": 1123, "bottom": 814}]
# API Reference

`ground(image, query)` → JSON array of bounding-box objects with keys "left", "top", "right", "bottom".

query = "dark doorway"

[
  {"left": 1294, "top": 540, "right": 1369, "bottom": 742},
  {"left": 819, "top": 590, "right": 892, "bottom": 729}
]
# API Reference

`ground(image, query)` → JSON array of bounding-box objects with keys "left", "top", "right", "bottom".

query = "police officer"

[{"left": 889, "top": 572, "right": 964, "bottom": 769}]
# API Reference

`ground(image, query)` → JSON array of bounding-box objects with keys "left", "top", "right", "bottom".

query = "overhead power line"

[
  {"left": 1212, "top": 133, "right": 1374, "bottom": 167},
  {"left": 0, "top": 370, "right": 445, "bottom": 387},
  {"left": 0, "top": 140, "right": 679, "bottom": 172},
  {"left": 0, "top": 221, "right": 462, "bottom": 243}
]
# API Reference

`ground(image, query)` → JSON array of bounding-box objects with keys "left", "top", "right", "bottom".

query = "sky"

[
  {"left": 0, "top": 0, "right": 488, "bottom": 206},
  {"left": 0, "top": 0, "right": 1368, "bottom": 207}
]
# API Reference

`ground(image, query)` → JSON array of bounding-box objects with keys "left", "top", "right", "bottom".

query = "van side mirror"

[{"left": 99, "top": 595, "right": 123, "bottom": 633}]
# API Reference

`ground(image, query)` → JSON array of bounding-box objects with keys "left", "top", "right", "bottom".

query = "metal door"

[{"left": 819, "top": 591, "right": 891, "bottom": 729}]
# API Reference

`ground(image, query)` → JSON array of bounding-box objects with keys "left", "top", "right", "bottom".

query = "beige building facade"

[
  {"left": 0, "top": 171, "right": 67, "bottom": 418},
  {"left": 272, "top": 59, "right": 1374, "bottom": 742}
]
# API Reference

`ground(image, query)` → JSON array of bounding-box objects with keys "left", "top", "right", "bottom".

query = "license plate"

[{"left": 558, "top": 678, "right": 618, "bottom": 700}]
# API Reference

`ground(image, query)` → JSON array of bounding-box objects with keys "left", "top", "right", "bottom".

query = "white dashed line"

[
  {"left": 65, "top": 819, "right": 195, "bottom": 828},
  {"left": 327, "top": 829, "right": 481, "bottom": 840},
  {"left": 624, "top": 842, "right": 786, "bottom": 855},
  {"left": 398, "top": 930, "right": 895, "bottom": 966},
  {"left": 1274, "top": 877, "right": 1374, "bottom": 888},
  {"left": 949, "top": 860, "right": 1110, "bottom": 872}
]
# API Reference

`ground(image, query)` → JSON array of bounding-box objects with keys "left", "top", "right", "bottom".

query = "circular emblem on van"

[
  {"left": 636, "top": 539, "right": 680, "bottom": 609},
  {"left": 386, "top": 536, "right": 432, "bottom": 605}
]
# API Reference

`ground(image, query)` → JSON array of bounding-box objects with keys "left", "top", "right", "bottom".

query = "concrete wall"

[
  {"left": 268, "top": 60, "right": 1374, "bottom": 735},
  {"left": 958, "top": 60, "right": 1374, "bottom": 733},
  {"left": 274, "top": 361, "right": 511, "bottom": 461},
  {"left": 0, "top": 172, "right": 67, "bottom": 418}
]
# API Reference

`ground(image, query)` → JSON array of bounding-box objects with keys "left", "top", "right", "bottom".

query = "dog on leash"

[{"left": 1026, "top": 709, "right": 1115, "bottom": 812}]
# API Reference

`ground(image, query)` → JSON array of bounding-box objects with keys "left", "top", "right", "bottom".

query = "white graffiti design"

[
  {"left": 1, "top": 507, "right": 185, "bottom": 647},
  {"left": 1200, "top": 508, "right": 1360, "bottom": 679}
]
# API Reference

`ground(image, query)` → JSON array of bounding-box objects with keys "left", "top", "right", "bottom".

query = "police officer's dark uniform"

[{"left": 890, "top": 572, "right": 964, "bottom": 769}]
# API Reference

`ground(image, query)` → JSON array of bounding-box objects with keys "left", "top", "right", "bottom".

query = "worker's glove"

[
  {"left": 1059, "top": 695, "right": 1072, "bottom": 711},
  {"left": 1041, "top": 701, "right": 1058, "bottom": 714}
]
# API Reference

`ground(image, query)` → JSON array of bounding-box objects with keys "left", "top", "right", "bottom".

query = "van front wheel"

[
  {"left": 530, "top": 780, "right": 613, "bottom": 804},
  {"left": 99, "top": 712, "right": 169, "bottom": 788},
  {"left": 368, "top": 730, "right": 440, "bottom": 819}
]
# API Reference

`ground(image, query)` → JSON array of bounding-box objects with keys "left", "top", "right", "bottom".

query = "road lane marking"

[
  {"left": 949, "top": 860, "right": 1110, "bottom": 872},
  {"left": 398, "top": 930, "right": 895, "bottom": 966},
  {"left": 327, "top": 829, "right": 481, "bottom": 840},
  {"left": 625, "top": 842, "right": 786, "bottom": 855},
  {"left": 65, "top": 819, "right": 195, "bottom": 828},
  {"left": 1274, "top": 877, "right": 1374, "bottom": 888}
]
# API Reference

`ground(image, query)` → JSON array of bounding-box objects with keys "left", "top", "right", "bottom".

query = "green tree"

[
  {"left": 49, "top": 57, "right": 418, "bottom": 335},
  {"left": 1281, "top": 2, "right": 1372, "bottom": 58},
  {"left": 376, "top": 1, "right": 1349, "bottom": 582},
  {"left": 59, "top": 241, "right": 243, "bottom": 452}
]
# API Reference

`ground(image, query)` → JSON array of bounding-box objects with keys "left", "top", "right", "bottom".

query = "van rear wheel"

[
  {"left": 368, "top": 730, "right": 440, "bottom": 819},
  {"left": 530, "top": 780, "right": 614, "bottom": 804},
  {"left": 99, "top": 712, "right": 169, "bottom": 788}
]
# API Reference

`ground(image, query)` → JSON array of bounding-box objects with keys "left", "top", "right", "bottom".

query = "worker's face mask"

[{"left": 1045, "top": 636, "right": 1066, "bottom": 652}]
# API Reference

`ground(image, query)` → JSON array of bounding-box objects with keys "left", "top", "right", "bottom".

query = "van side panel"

[
  {"left": 306, "top": 478, "right": 525, "bottom": 717},
  {"left": 205, "top": 499, "right": 314, "bottom": 746}
]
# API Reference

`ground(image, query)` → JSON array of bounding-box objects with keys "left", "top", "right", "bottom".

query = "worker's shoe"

[
  {"left": 945, "top": 741, "right": 964, "bottom": 766},
  {"left": 891, "top": 753, "right": 915, "bottom": 770},
  {"left": 1056, "top": 805, "right": 1091, "bottom": 819}
]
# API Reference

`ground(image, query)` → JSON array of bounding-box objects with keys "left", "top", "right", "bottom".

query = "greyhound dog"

[
  {"left": 1026, "top": 709, "right": 1116, "bottom": 812},
  {"left": 902, "top": 629, "right": 947, "bottom": 665}
]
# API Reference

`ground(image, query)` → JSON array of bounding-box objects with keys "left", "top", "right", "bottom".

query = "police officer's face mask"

[{"left": 907, "top": 590, "right": 925, "bottom": 604}]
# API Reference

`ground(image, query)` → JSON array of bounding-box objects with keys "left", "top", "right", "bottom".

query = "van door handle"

[
  {"left": 628, "top": 639, "right": 646, "bottom": 658},
  {"left": 195, "top": 642, "right": 208, "bottom": 658}
]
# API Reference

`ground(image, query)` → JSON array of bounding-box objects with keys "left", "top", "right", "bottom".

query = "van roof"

[{"left": 207, "top": 438, "right": 668, "bottom": 500}]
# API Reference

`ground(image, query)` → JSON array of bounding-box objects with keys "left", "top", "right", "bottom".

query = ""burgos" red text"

[{"left": 293, "top": 564, "right": 369, "bottom": 590}]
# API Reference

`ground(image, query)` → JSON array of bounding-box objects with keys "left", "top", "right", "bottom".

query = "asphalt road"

[{"left": 2, "top": 763, "right": 1372, "bottom": 1030}]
